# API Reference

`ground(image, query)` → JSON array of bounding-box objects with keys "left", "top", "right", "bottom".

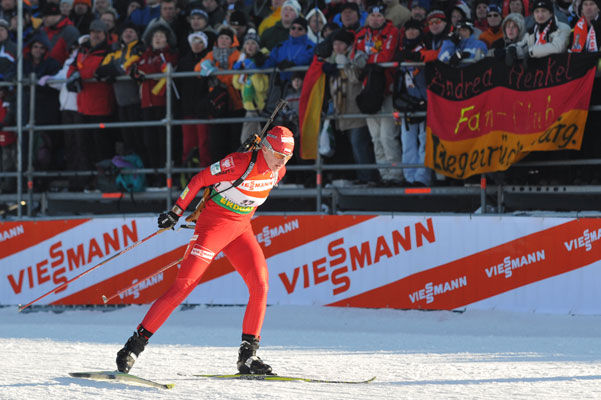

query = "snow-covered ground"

[{"left": 1, "top": 304, "right": 601, "bottom": 399}]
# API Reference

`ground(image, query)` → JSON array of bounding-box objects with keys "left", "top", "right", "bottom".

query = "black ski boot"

[
  {"left": 116, "top": 325, "right": 152, "bottom": 373},
  {"left": 237, "top": 334, "right": 274, "bottom": 375}
]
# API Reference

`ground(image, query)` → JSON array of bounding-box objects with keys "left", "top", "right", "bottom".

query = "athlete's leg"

[
  {"left": 142, "top": 220, "right": 239, "bottom": 333},
  {"left": 222, "top": 225, "right": 269, "bottom": 337}
]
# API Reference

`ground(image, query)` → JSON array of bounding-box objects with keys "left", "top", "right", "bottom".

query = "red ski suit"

[{"left": 141, "top": 150, "right": 285, "bottom": 337}]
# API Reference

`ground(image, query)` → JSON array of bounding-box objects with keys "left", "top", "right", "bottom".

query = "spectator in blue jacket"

[
  {"left": 438, "top": 20, "right": 488, "bottom": 66},
  {"left": 263, "top": 17, "right": 315, "bottom": 82},
  {"left": 128, "top": 0, "right": 160, "bottom": 30}
]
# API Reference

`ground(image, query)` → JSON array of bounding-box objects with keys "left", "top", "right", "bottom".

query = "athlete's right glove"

[{"left": 158, "top": 210, "right": 180, "bottom": 229}]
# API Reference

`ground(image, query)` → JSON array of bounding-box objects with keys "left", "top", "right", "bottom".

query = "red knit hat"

[
  {"left": 264, "top": 126, "right": 294, "bottom": 156},
  {"left": 74, "top": 0, "right": 92, "bottom": 7}
]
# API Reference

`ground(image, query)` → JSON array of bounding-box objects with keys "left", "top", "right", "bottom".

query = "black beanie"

[
  {"left": 291, "top": 16, "right": 308, "bottom": 30},
  {"left": 330, "top": 29, "right": 355, "bottom": 46}
]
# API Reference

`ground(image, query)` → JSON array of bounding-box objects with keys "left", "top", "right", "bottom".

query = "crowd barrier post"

[{"left": 27, "top": 72, "right": 36, "bottom": 217}]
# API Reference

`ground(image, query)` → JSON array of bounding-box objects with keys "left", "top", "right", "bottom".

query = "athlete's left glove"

[{"left": 158, "top": 206, "right": 183, "bottom": 229}]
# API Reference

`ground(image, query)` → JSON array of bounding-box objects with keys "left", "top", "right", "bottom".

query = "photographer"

[{"left": 438, "top": 20, "right": 487, "bottom": 66}]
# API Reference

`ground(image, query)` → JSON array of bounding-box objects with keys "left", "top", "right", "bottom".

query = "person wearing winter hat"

[
  {"left": 419, "top": 9, "right": 450, "bottom": 62},
  {"left": 438, "top": 20, "right": 488, "bottom": 66},
  {"left": 306, "top": 7, "right": 326, "bottom": 44},
  {"left": 142, "top": 0, "right": 181, "bottom": 50},
  {"left": 70, "top": 0, "right": 95, "bottom": 34},
  {"left": 195, "top": 23, "right": 244, "bottom": 162},
  {"left": 260, "top": 0, "right": 300, "bottom": 50},
  {"left": 511, "top": 0, "right": 570, "bottom": 59},
  {"left": 263, "top": 15, "right": 314, "bottom": 81},
  {"left": 409, "top": 0, "right": 429, "bottom": 22},
  {"left": 42, "top": 3, "right": 80, "bottom": 64},
  {"left": 382, "top": 0, "right": 410, "bottom": 29},
  {"left": 352, "top": 2, "right": 404, "bottom": 184},
  {"left": 229, "top": 10, "right": 249, "bottom": 46},
  {"left": 486, "top": 12, "right": 525, "bottom": 59},
  {"left": 176, "top": 28, "right": 211, "bottom": 179},
  {"left": 335, "top": 2, "right": 366, "bottom": 32},
  {"left": 570, "top": 0, "right": 601, "bottom": 52},
  {"left": 66, "top": 15, "right": 114, "bottom": 183},
  {"left": 479, "top": 4, "right": 504, "bottom": 48},
  {"left": 186, "top": 8, "right": 216, "bottom": 51},
  {"left": 450, "top": 1, "right": 471, "bottom": 27},
  {"left": 233, "top": 27, "right": 270, "bottom": 144},
  {"left": 116, "top": 124, "right": 294, "bottom": 376}
]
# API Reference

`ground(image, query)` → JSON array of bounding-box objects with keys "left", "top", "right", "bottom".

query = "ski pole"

[
  {"left": 18, "top": 227, "right": 171, "bottom": 312},
  {"left": 101, "top": 256, "right": 184, "bottom": 304}
]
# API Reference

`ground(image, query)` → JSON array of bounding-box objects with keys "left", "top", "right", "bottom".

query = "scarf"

[
  {"left": 213, "top": 47, "right": 234, "bottom": 68},
  {"left": 571, "top": 16, "right": 598, "bottom": 52},
  {"left": 534, "top": 19, "right": 553, "bottom": 45}
]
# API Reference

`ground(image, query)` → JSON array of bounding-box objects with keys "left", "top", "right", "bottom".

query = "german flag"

[{"left": 298, "top": 56, "right": 326, "bottom": 160}]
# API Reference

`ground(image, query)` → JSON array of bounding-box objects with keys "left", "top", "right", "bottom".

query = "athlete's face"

[{"left": 262, "top": 145, "right": 291, "bottom": 172}]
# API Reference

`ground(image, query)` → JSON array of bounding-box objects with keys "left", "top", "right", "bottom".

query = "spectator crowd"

[{"left": 0, "top": 0, "right": 600, "bottom": 193}]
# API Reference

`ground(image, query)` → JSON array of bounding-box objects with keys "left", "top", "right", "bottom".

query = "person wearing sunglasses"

[
  {"left": 116, "top": 126, "right": 295, "bottom": 376},
  {"left": 263, "top": 16, "right": 315, "bottom": 82},
  {"left": 479, "top": 4, "right": 505, "bottom": 48}
]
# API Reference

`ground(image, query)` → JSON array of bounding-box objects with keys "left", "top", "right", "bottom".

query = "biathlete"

[{"left": 116, "top": 126, "right": 295, "bottom": 375}]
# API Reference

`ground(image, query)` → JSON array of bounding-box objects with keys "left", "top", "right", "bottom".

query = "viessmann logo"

[
  {"left": 257, "top": 219, "right": 299, "bottom": 247},
  {"left": 408, "top": 276, "right": 468, "bottom": 304},
  {"left": 485, "top": 250, "right": 545, "bottom": 279}
]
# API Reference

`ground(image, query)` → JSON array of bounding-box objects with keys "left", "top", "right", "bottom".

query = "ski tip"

[{"left": 101, "top": 295, "right": 108, "bottom": 304}]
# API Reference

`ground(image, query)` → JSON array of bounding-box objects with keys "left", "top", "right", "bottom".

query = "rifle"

[{"left": 185, "top": 99, "right": 288, "bottom": 223}]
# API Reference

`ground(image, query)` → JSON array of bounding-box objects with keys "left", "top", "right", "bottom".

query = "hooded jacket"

[
  {"left": 489, "top": 13, "right": 526, "bottom": 52},
  {"left": 67, "top": 39, "right": 115, "bottom": 116},
  {"left": 133, "top": 44, "right": 178, "bottom": 108},
  {"left": 43, "top": 17, "right": 80, "bottom": 64},
  {"left": 306, "top": 8, "right": 327, "bottom": 44}
]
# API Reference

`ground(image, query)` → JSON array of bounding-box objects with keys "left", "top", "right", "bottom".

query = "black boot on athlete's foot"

[
  {"left": 237, "top": 334, "right": 274, "bottom": 375},
  {"left": 116, "top": 325, "right": 152, "bottom": 373}
]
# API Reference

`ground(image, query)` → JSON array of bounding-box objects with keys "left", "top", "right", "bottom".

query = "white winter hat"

[
  {"left": 188, "top": 31, "right": 208, "bottom": 48},
  {"left": 282, "top": 0, "right": 301, "bottom": 16}
]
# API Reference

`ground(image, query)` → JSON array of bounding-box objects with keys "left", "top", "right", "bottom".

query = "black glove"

[
  {"left": 277, "top": 60, "right": 295, "bottom": 70},
  {"left": 493, "top": 47, "right": 506, "bottom": 61},
  {"left": 505, "top": 45, "right": 517, "bottom": 67},
  {"left": 158, "top": 210, "right": 179, "bottom": 229},
  {"left": 449, "top": 32, "right": 461, "bottom": 46},
  {"left": 321, "top": 62, "right": 338, "bottom": 75},
  {"left": 95, "top": 63, "right": 120, "bottom": 82},
  {"left": 129, "top": 64, "right": 146, "bottom": 83},
  {"left": 314, "top": 39, "right": 333, "bottom": 59},
  {"left": 66, "top": 72, "right": 82, "bottom": 93},
  {"left": 449, "top": 51, "right": 462, "bottom": 67}
]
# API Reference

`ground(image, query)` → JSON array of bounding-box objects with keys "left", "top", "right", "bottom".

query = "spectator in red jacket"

[
  {"left": 129, "top": 24, "right": 178, "bottom": 186},
  {"left": 66, "top": 19, "right": 115, "bottom": 190},
  {"left": 42, "top": 3, "right": 80, "bottom": 65}
]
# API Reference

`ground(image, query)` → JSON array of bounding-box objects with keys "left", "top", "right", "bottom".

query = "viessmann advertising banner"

[{"left": 2, "top": 215, "right": 601, "bottom": 314}]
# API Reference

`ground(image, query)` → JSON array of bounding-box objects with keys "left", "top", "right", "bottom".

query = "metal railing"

[{"left": 1, "top": 61, "right": 600, "bottom": 217}]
